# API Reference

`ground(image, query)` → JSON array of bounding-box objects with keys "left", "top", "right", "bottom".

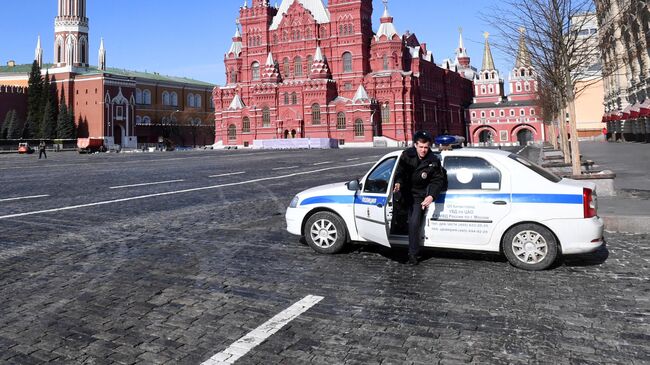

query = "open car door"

[{"left": 354, "top": 156, "right": 398, "bottom": 247}]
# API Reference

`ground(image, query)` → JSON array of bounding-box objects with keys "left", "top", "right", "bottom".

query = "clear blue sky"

[{"left": 0, "top": 0, "right": 513, "bottom": 85}]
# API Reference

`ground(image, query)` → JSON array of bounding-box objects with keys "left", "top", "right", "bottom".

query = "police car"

[{"left": 286, "top": 148, "right": 604, "bottom": 271}]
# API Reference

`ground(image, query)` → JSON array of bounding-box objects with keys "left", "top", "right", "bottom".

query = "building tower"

[
  {"left": 508, "top": 28, "right": 537, "bottom": 102},
  {"left": 54, "top": 0, "right": 89, "bottom": 68},
  {"left": 98, "top": 38, "right": 106, "bottom": 71},
  {"left": 35, "top": 36, "right": 43, "bottom": 68},
  {"left": 455, "top": 28, "right": 470, "bottom": 68},
  {"left": 473, "top": 32, "right": 505, "bottom": 104}
]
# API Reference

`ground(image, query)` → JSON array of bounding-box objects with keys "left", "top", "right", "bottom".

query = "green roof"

[{"left": 0, "top": 63, "right": 214, "bottom": 87}]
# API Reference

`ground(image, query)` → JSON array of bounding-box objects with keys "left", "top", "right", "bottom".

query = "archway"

[
  {"left": 284, "top": 130, "right": 289, "bottom": 139},
  {"left": 291, "top": 129, "right": 297, "bottom": 138},
  {"left": 478, "top": 129, "right": 493, "bottom": 143},
  {"left": 517, "top": 129, "right": 534, "bottom": 146}
]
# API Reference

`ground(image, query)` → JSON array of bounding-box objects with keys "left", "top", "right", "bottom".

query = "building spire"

[
  {"left": 456, "top": 27, "right": 470, "bottom": 67},
  {"left": 481, "top": 32, "right": 495, "bottom": 71},
  {"left": 376, "top": 0, "right": 399, "bottom": 40},
  {"left": 35, "top": 35, "right": 43, "bottom": 68},
  {"left": 515, "top": 27, "right": 532, "bottom": 68},
  {"left": 98, "top": 37, "right": 106, "bottom": 71},
  {"left": 310, "top": 46, "right": 330, "bottom": 79},
  {"left": 227, "top": 22, "right": 243, "bottom": 58}
]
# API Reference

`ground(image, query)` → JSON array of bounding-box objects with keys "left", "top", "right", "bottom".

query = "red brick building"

[
  {"left": 213, "top": 0, "right": 474, "bottom": 147},
  {"left": 468, "top": 32, "right": 543, "bottom": 146},
  {"left": 0, "top": 0, "right": 215, "bottom": 148}
]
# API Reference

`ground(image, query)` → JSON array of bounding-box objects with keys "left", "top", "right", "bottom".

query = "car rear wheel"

[
  {"left": 304, "top": 212, "right": 347, "bottom": 254},
  {"left": 502, "top": 223, "right": 558, "bottom": 271}
]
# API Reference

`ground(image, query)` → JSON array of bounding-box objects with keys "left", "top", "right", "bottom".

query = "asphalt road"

[{"left": 0, "top": 146, "right": 648, "bottom": 364}]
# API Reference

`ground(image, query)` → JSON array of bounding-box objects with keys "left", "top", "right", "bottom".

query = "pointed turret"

[
  {"left": 262, "top": 52, "right": 280, "bottom": 82},
  {"left": 481, "top": 32, "right": 496, "bottom": 71},
  {"left": 98, "top": 37, "right": 106, "bottom": 71},
  {"left": 35, "top": 36, "right": 43, "bottom": 68},
  {"left": 227, "top": 25, "right": 243, "bottom": 58},
  {"left": 376, "top": 0, "right": 399, "bottom": 40},
  {"left": 310, "top": 46, "right": 330, "bottom": 79},
  {"left": 455, "top": 28, "right": 470, "bottom": 67},
  {"left": 515, "top": 27, "right": 532, "bottom": 68},
  {"left": 352, "top": 84, "right": 370, "bottom": 103},
  {"left": 229, "top": 94, "right": 245, "bottom": 110}
]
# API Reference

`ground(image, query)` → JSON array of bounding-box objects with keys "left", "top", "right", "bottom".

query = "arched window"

[
  {"left": 307, "top": 56, "right": 313, "bottom": 69},
  {"left": 354, "top": 119, "right": 364, "bottom": 137},
  {"left": 188, "top": 93, "right": 195, "bottom": 108},
  {"left": 500, "top": 110, "right": 505, "bottom": 117},
  {"left": 193, "top": 118, "right": 202, "bottom": 126},
  {"left": 228, "top": 124, "right": 237, "bottom": 140},
  {"left": 510, "top": 109, "right": 515, "bottom": 116},
  {"left": 516, "top": 83, "right": 522, "bottom": 92},
  {"left": 383, "top": 54, "right": 389, "bottom": 70},
  {"left": 520, "top": 109, "right": 525, "bottom": 116},
  {"left": 143, "top": 90, "right": 151, "bottom": 105},
  {"left": 342, "top": 52, "right": 353, "bottom": 72},
  {"left": 488, "top": 86, "right": 494, "bottom": 93},
  {"left": 196, "top": 95, "right": 201, "bottom": 108},
  {"left": 284, "top": 92, "right": 289, "bottom": 105},
  {"left": 490, "top": 111, "right": 495, "bottom": 117},
  {"left": 162, "top": 91, "right": 170, "bottom": 106},
  {"left": 381, "top": 104, "right": 390, "bottom": 124},
  {"left": 291, "top": 92, "right": 298, "bottom": 105},
  {"left": 262, "top": 107, "right": 271, "bottom": 127},
  {"left": 252, "top": 62, "right": 260, "bottom": 80},
  {"left": 311, "top": 104, "right": 321, "bottom": 125},
  {"left": 481, "top": 86, "right": 486, "bottom": 94},
  {"left": 520, "top": 69, "right": 526, "bottom": 77},
  {"left": 294, "top": 57, "right": 303, "bottom": 77},
  {"left": 143, "top": 116, "right": 151, "bottom": 125},
  {"left": 471, "top": 112, "right": 476, "bottom": 118},
  {"left": 530, "top": 109, "right": 536, "bottom": 115},
  {"left": 57, "top": 45, "right": 62, "bottom": 63},
  {"left": 283, "top": 58, "right": 290, "bottom": 78},
  {"left": 171, "top": 92, "right": 178, "bottom": 106},
  {"left": 230, "top": 68, "right": 238, "bottom": 84},
  {"left": 337, "top": 112, "right": 346, "bottom": 129},
  {"left": 136, "top": 89, "right": 143, "bottom": 104},
  {"left": 242, "top": 117, "right": 251, "bottom": 133},
  {"left": 135, "top": 116, "right": 142, "bottom": 125},
  {"left": 481, "top": 111, "right": 486, "bottom": 118},
  {"left": 524, "top": 83, "right": 530, "bottom": 91}
]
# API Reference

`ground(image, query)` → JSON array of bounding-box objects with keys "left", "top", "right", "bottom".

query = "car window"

[
  {"left": 364, "top": 157, "right": 397, "bottom": 194},
  {"left": 443, "top": 156, "right": 501, "bottom": 190},
  {"left": 508, "top": 154, "right": 562, "bottom": 183}
]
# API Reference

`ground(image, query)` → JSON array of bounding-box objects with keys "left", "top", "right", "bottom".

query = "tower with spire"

[
  {"left": 473, "top": 32, "right": 505, "bottom": 104},
  {"left": 98, "top": 38, "right": 106, "bottom": 71},
  {"left": 225, "top": 24, "right": 244, "bottom": 85},
  {"left": 453, "top": 28, "right": 477, "bottom": 80},
  {"left": 54, "top": 0, "right": 89, "bottom": 68},
  {"left": 508, "top": 28, "right": 537, "bottom": 102},
  {"left": 35, "top": 36, "right": 43, "bottom": 68}
]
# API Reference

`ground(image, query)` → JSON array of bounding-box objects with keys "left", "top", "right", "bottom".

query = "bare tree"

[{"left": 484, "top": 0, "right": 628, "bottom": 175}]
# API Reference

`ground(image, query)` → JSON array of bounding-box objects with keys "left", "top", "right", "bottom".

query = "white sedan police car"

[{"left": 286, "top": 148, "right": 604, "bottom": 270}]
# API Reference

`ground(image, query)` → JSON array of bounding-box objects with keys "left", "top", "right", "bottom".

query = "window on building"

[
  {"left": 143, "top": 116, "right": 151, "bottom": 125},
  {"left": 283, "top": 58, "right": 290, "bottom": 78},
  {"left": 337, "top": 112, "right": 346, "bottom": 129},
  {"left": 490, "top": 111, "right": 495, "bottom": 117},
  {"left": 520, "top": 109, "right": 525, "bottom": 116},
  {"left": 307, "top": 56, "right": 313, "bottom": 70},
  {"left": 162, "top": 91, "right": 170, "bottom": 106},
  {"left": 383, "top": 54, "right": 389, "bottom": 70},
  {"left": 136, "top": 89, "right": 143, "bottom": 104},
  {"left": 135, "top": 116, "right": 142, "bottom": 125},
  {"left": 510, "top": 109, "right": 515, "bottom": 116},
  {"left": 252, "top": 62, "right": 260, "bottom": 80},
  {"left": 228, "top": 124, "right": 237, "bottom": 140},
  {"left": 143, "top": 90, "right": 151, "bottom": 105},
  {"left": 242, "top": 117, "right": 251, "bottom": 133},
  {"left": 530, "top": 109, "right": 535, "bottom": 115},
  {"left": 210, "top": 97, "right": 214, "bottom": 109},
  {"left": 381, "top": 104, "right": 390, "bottom": 124},
  {"left": 500, "top": 110, "right": 505, "bottom": 117},
  {"left": 230, "top": 68, "right": 238, "bottom": 84},
  {"left": 284, "top": 92, "right": 289, "bottom": 105},
  {"left": 262, "top": 107, "right": 271, "bottom": 127},
  {"left": 481, "top": 111, "right": 486, "bottom": 118},
  {"left": 516, "top": 83, "right": 522, "bottom": 92},
  {"left": 196, "top": 95, "right": 201, "bottom": 108},
  {"left": 524, "top": 83, "right": 530, "bottom": 91},
  {"left": 471, "top": 112, "right": 476, "bottom": 118},
  {"left": 188, "top": 93, "right": 195, "bottom": 108},
  {"left": 311, "top": 104, "right": 321, "bottom": 125},
  {"left": 354, "top": 119, "right": 364, "bottom": 137},
  {"left": 488, "top": 86, "right": 494, "bottom": 93},
  {"left": 291, "top": 92, "right": 298, "bottom": 105},
  {"left": 481, "top": 86, "right": 486, "bottom": 94},
  {"left": 342, "top": 52, "right": 353, "bottom": 72},
  {"left": 294, "top": 57, "right": 303, "bottom": 77},
  {"left": 116, "top": 106, "right": 124, "bottom": 120}
]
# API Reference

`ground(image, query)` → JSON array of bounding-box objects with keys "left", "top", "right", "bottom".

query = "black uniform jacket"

[{"left": 394, "top": 147, "right": 446, "bottom": 201}]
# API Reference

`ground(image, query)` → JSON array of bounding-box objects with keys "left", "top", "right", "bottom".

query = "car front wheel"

[
  {"left": 304, "top": 211, "right": 347, "bottom": 254},
  {"left": 502, "top": 223, "right": 558, "bottom": 271}
]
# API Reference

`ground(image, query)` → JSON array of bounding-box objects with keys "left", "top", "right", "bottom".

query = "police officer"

[{"left": 393, "top": 131, "right": 446, "bottom": 265}]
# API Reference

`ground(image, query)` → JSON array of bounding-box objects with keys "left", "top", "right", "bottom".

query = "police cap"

[{"left": 413, "top": 130, "right": 433, "bottom": 144}]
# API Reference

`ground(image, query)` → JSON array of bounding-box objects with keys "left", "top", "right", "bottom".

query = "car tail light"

[{"left": 583, "top": 188, "right": 597, "bottom": 218}]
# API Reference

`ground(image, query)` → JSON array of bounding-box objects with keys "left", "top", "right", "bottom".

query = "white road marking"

[
  {"left": 346, "top": 158, "right": 360, "bottom": 161},
  {"left": 202, "top": 295, "right": 324, "bottom": 365},
  {"left": 0, "top": 161, "right": 374, "bottom": 220},
  {"left": 0, "top": 194, "right": 50, "bottom": 202},
  {"left": 109, "top": 179, "right": 185, "bottom": 189},
  {"left": 209, "top": 172, "right": 246, "bottom": 178},
  {"left": 313, "top": 161, "right": 333, "bottom": 166},
  {"left": 272, "top": 166, "right": 299, "bottom": 171}
]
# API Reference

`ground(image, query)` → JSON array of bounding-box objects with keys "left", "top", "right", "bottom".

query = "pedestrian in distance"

[
  {"left": 38, "top": 140, "right": 47, "bottom": 159},
  {"left": 393, "top": 131, "right": 446, "bottom": 265},
  {"left": 602, "top": 127, "right": 608, "bottom": 142}
]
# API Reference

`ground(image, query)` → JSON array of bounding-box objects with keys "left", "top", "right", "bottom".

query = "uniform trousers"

[{"left": 408, "top": 199, "right": 425, "bottom": 257}]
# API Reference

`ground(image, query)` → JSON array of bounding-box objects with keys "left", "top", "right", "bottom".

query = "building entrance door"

[{"left": 517, "top": 129, "right": 533, "bottom": 146}]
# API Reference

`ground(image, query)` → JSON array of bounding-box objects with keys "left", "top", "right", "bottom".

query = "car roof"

[{"left": 381, "top": 147, "right": 512, "bottom": 159}]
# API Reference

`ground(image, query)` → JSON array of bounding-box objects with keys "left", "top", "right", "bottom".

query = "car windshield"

[{"left": 508, "top": 154, "right": 562, "bottom": 183}]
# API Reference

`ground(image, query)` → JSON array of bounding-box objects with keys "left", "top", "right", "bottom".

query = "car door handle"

[
  {"left": 376, "top": 203, "right": 384, "bottom": 208},
  {"left": 492, "top": 200, "right": 507, "bottom": 205}
]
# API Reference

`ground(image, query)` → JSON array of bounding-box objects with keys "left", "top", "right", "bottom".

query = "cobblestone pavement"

[{"left": 0, "top": 147, "right": 648, "bottom": 364}]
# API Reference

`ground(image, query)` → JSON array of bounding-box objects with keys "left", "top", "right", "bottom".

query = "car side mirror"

[{"left": 346, "top": 179, "right": 361, "bottom": 191}]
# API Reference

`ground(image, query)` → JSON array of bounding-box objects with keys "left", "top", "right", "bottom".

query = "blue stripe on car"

[{"left": 301, "top": 193, "right": 582, "bottom": 206}]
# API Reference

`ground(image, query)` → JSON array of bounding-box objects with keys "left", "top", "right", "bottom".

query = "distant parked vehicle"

[
  {"left": 77, "top": 138, "right": 106, "bottom": 153},
  {"left": 18, "top": 142, "right": 35, "bottom": 154}
]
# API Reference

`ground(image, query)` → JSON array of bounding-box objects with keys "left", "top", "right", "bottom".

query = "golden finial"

[{"left": 483, "top": 32, "right": 490, "bottom": 40}]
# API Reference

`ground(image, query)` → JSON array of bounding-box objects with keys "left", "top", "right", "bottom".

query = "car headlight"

[{"left": 289, "top": 195, "right": 300, "bottom": 208}]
